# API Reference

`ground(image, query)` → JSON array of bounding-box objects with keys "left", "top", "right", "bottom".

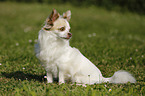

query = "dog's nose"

[{"left": 68, "top": 32, "right": 72, "bottom": 37}]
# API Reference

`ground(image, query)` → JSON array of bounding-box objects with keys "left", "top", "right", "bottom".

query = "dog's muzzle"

[{"left": 62, "top": 32, "right": 72, "bottom": 40}]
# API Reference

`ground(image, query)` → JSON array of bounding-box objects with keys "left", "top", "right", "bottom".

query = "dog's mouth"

[{"left": 61, "top": 36, "right": 71, "bottom": 40}]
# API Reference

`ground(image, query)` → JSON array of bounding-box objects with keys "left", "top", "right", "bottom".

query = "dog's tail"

[{"left": 102, "top": 70, "right": 136, "bottom": 83}]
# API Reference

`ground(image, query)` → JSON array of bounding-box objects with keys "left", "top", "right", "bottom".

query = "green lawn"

[{"left": 0, "top": 2, "right": 145, "bottom": 96}]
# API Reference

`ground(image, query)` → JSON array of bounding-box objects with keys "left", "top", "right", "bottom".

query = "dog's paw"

[
  {"left": 59, "top": 82, "right": 64, "bottom": 85},
  {"left": 47, "top": 81, "right": 53, "bottom": 83},
  {"left": 71, "top": 84, "right": 87, "bottom": 87}
]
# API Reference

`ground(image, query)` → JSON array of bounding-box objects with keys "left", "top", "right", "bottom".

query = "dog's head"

[{"left": 43, "top": 9, "right": 72, "bottom": 40}]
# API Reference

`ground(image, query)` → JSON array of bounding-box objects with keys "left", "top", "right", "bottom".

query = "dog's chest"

[{"left": 39, "top": 43, "right": 68, "bottom": 63}]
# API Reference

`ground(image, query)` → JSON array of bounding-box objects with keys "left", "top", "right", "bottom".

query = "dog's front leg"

[
  {"left": 46, "top": 72, "right": 53, "bottom": 83},
  {"left": 59, "top": 70, "right": 65, "bottom": 84}
]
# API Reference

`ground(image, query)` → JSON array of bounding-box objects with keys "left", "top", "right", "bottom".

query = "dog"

[{"left": 35, "top": 9, "right": 136, "bottom": 84}]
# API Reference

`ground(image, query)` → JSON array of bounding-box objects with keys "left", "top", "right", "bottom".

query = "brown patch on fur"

[
  {"left": 49, "top": 9, "right": 60, "bottom": 22},
  {"left": 63, "top": 15, "right": 67, "bottom": 19},
  {"left": 44, "top": 9, "right": 60, "bottom": 30}
]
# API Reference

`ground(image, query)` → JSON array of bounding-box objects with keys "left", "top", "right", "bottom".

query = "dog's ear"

[
  {"left": 63, "top": 10, "right": 71, "bottom": 21},
  {"left": 49, "top": 9, "right": 60, "bottom": 22},
  {"left": 44, "top": 9, "right": 60, "bottom": 30}
]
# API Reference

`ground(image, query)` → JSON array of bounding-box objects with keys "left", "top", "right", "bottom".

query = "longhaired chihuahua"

[{"left": 35, "top": 9, "right": 136, "bottom": 84}]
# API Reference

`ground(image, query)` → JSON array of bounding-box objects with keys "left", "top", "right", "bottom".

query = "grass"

[{"left": 0, "top": 2, "right": 145, "bottom": 96}]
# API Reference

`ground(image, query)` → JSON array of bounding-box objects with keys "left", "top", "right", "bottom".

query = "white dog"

[{"left": 35, "top": 9, "right": 136, "bottom": 84}]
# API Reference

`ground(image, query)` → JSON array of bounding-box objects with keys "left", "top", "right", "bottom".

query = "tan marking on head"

[
  {"left": 43, "top": 9, "right": 71, "bottom": 31},
  {"left": 50, "top": 18, "right": 70, "bottom": 31}
]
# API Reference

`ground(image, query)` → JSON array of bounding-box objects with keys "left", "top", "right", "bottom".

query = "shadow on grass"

[{"left": 2, "top": 71, "right": 47, "bottom": 82}]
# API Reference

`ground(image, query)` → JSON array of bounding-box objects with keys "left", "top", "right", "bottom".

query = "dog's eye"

[
  {"left": 59, "top": 27, "right": 65, "bottom": 31},
  {"left": 43, "top": 27, "right": 50, "bottom": 31}
]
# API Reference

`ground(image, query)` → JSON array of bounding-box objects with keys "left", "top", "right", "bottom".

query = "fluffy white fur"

[{"left": 35, "top": 9, "right": 136, "bottom": 84}]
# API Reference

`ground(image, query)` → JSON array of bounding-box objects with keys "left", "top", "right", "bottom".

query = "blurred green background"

[
  {"left": 1, "top": 0, "right": 145, "bottom": 14},
  {"left": 0, "top": 1, "right": 145, "bottom": 96}
]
